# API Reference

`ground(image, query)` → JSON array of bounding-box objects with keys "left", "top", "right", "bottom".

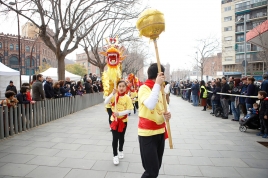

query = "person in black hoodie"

[
  {"left": 256, "top": 91, "right": 268, "bottom": 138},
  {"left": 211, "top": 81, "right": 221, "bottom": 115},
  {"left": 44, "top": 77, "right": 54, "bottom": 99},
  {"left": 220, "top": 77, "right": 230, "bottom": 119},
  {"left": 6, "top": 81, "right": 17, "bottom": 94},
  {"left": 17, "top": 86, "right": 31, "bottom": 104},
  {"left": 245, "top": 77, "right": 256, "bottom": 111}
]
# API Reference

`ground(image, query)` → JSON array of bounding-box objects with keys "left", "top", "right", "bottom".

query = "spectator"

[
  {"left": 229, "top": 78, "right": 241, "bottom": 121},
  {"left": 211, "top": 81, "right": 221, "bottom": 115},
  {"left": 93, "top": 81, "right": 99, "bottom": 92},
  {"left": 85, "top": 78, "right": 93, "bottom": 93},
  {"left": 98, "top": 81, "right": 103, "bottom": 92},
  {"left": 59, "top": 80, "right": 69, "bottom": 97},
  {"left": 22, "top": 83, "right": 32, "bottom": 102},
  {"left": 261, "top": 74, "right": 268, "bottom": 94},
  {"left": 6, "top": 80, "right": 17, "bottom": 94},
  {"left": 92, "top": 73, "right": 97, "bottom": 82},
  {"left": 53, "top": 82, "right": 62, "bottom": 98},
  {"left": 30, "top": 74, "right": 36, "bottom": 85},
  {"left": 200, "top": 80, "right": 207, "bottom": 111},
  {"left": 191, "top": 81, "right": 199, "bottom": 106},
  {"left": 206, "top": 81, "right": 212, "bottom": 109},
  {"left": 228, "top": 76, "right": 234, "bottom": 115},
  {"left": 76, "top": 81, "right": 84, "bottom": 95},
  {"left": 44, "top": 76, "right": 54, "bottom": 99},
  {"left": 245, "top": 77, "right": 256, "bottom": 111},
  {"left": 164, "top": 81, "right": 170, "bottom": 104},
  {"left": 1, "top": 91, "right": 18, "bottom": 107},
  {"left": 89, "top": 73, "right": 93, "bottom": 80},
  {"left": 220, "top": 77, "right": 230, "bottom": 119},
  {"left": 32, "top": 74, "right": 45, "bottom": 101},
  {"left": 17, "top": 86, "right": 35, "bottom": 104},
  {"left": 256, "top": 91, "right": 268, "bottom": 138},
  {"left": 83, "top": 74, "right": 87, "bottom": 83},
  {"left": 239, "top": 77, "right": 248, "bottom": 117}
]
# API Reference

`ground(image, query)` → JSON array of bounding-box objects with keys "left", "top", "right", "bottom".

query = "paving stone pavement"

[{"left": 0, "top": 95, "right": 268, "bottom": 178}]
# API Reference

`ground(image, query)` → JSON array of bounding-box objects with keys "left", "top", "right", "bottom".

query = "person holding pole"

[
  {"left": 104, "top": 80, "right": 133, "bottom": 165},
  {"left": 138, "top": 63, "right": 171, "bottom": 178}
]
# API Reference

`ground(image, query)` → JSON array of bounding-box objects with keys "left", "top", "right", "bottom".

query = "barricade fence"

[
  {"left": 178, "top": 88, "right": 259, "bottom": 98},
  {"left": 0, "top": 93, "right": 104, "bottom": 140}
]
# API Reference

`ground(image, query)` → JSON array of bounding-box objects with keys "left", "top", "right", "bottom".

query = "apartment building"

[{"left": 221, "top": 0, "right": 267, "bottom": 79}]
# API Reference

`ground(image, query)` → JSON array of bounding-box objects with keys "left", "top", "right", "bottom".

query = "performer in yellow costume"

[
  {"left": 138, "top": 63, "right": 171, "bottom": 178},
  {"left": 104, "top": 81, "right": 133, "bottom": 165},
  {"left": 130, "top": 87, "right": 138, "bottom": 114}
]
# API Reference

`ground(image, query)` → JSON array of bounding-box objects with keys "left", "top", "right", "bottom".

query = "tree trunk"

[{"left": 58, "top": 56, "right": 65, "bottom": 81}]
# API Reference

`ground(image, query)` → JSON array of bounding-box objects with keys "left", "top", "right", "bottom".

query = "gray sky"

[{"left": 0, "top": 0, "right": 221, "bottom": 71}]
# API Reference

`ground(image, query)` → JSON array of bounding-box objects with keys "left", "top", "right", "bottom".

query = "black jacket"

[
  {"left": 53, "top": 88, "right": 62, "bottom": 98},
  {"left": 221, "top": 83, "right": 230, "bottom": 99},
  {"left": 16, "top": 93, "right": 30, "bottom": 104},
  {"left": 85, "top": 82, "right": 93, "bottom": 93},
  {"left": 6, "top": 85, "right": 17, "bottom": 94},
  {"left": 44, "top": 82, "right": 54, "bottom": 98},
  {"left": 259, "top": 98, "right": 268, "bottom": 118},
  {"left": 212, "top": 86, "right": 221, "bottom": 101}
]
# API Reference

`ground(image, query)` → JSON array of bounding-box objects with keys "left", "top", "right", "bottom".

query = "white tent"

[
  {"left": 0, "top": 62, "right": 20, "bottom": 99},
  {"left": 40, "top": 68, "right": 81, "bottom": 81}
]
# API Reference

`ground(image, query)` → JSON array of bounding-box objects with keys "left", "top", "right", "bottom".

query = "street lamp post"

[
  {"left": 243, "top": 14, "right": 247, "bottom": 77},
  {"left": 9, "top": 0, "right": 21, "bottom": 87}
]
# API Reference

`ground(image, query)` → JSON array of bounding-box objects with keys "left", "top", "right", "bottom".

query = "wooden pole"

[{"left": 153, "top": 39, "right": 173, "bottom": 149}]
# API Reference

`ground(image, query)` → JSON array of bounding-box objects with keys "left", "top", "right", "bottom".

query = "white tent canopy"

[
  {"left": 0, "top": 62, "right": 20, "bottom": 99},
  {"left": 40, "top": 68, "right": 81, "bottom": 81}
]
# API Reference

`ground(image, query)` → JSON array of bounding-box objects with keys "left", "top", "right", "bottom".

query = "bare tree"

[
  {"left": 80, "top": 5, "right": 142, "bottom": 73},
  {"left": 195, "top": 36, "right": 220, "bottom": 80},
  {"left": 121, "top": 41, "right": 149, "bottom": 76},
  {"left": 0, "top": 0, "right": 140, "bottom": 80}
]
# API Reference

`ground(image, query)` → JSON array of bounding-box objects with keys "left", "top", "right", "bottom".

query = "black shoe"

[
  {"left": 202, "top": 109, "right": 206, "bottom": 111},
  {"left": 210, "top": 112, "right": 214, "bottom": 114},
  {"left": 222, "top": 116, "right": 228, "bottom": 119},
  {"left": 231, "top": 119, "right": 238, "bottom": 121}
]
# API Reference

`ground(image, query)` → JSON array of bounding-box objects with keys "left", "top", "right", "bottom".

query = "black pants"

[
  {"left": 133, "top": 103, "right": 136, "bottom": 114},
  {"left": 139, "top": 133, "right": 165, "bottom": 178},
  {"left": 135, "top": 101, "right": 139, "bottom": 109},
  {"left": 107, "top": 108, "right": 112, "bottom": 125},
  {"left": 112, "top": 123, "right": 127, "bottom": 156},
  {"left": 260, "top": 117, "right": 268, "bottom": 134}
]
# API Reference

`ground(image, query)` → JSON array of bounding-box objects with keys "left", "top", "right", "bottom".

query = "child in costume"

[
  {"left": 256, "top": 91, "right": 268, "bottom": 138},
  {"left": 104, "top": 80, "right": 133, "bottom": 165},
  {"left": 138, "top": 63, "right": 171, "bottom": 178}
]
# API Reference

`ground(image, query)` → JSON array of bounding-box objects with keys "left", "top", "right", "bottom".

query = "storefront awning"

[{"left": 246, "top": 20, "right": 268, "bottom": 50}]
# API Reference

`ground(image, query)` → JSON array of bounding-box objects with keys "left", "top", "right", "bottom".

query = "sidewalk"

[{"left": 0, "top": 95, "right": 267, "bottom": 178}]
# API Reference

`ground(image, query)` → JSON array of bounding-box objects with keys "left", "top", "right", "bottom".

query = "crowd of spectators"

[
  {"left": 1, "top": 73, "right": 103, "bottom": 108},
  {"left": 170, "top": 74, "right": 268, "bottom": 138}
]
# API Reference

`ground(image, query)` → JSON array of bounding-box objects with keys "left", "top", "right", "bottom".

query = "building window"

[
  {"left": 32, "top": 47, "right": 35, "bottom": 52},
  {"left": 225, "top": 46, "right": 232, "bottom": 51},
  {"left": 236, "top": 34, "right": 244, "bottom": 42},
  {"left": 9, "top": 56, "right": 19, "bottom": 65},
  {"left": 96, "top": 68, "right": 100, "bottom": 76},
  {"left": 236, "top": 25, "right": 244, "bottom": 32},
  {"left": 224, "top": 26, "right": 232, "bottom": 31},
  {"left": 25, "top": 46, "right": 30, "bottom": 52},
  {"left": 82, "top": 62, "right": 85, "bottom": 66},
  {"left": 26, "top": 58, "right": 35, "bottom": 66},
  {"left": 0, "top": 42, "right": 2, "bottom": 49},
  {"left": 224, "top": 6, "right": 231, "bottom": 11},
  {"left": 225, "top": 56, "right": 233, "bottom": 61},
  {"left": 26, "top": 69, "right": 35, "bottom": 75},
  {"left": 16, "top": 44, "right": 19, "bottom": 51},
  {"left": 224, "top": 16, "right": 232, "bottom": 22},
  {"left": 224, "top": 36, "right": 232, "bottom": 41},
  {"left": 10, "top": 44, "right": 14, "bottom": 50}
]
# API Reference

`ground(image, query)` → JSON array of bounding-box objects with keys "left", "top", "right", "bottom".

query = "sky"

[{"left": 0, "top": 0, "right": 222, "bottom": 72}]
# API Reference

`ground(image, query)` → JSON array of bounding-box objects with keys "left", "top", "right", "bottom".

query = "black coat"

[
  {"left": 6, "top": 85, "right": 17, "bottom": 94},
  {"left": 246, "top": 84, "right": 256, "bottom": 104},
  {"left": 221, "top": 83, "right": 230, "bottom": 99},
  {"left": 16, "top": 93, "right": 30, "bottom": 104},
  {"left": 85, "top": 82, "right": 93, "bottom": 93},
  {"left": 53, "top": 88, "right": 62, "bottom": 98},
  {"left": 213, "top": 87, "right": 221, "bottom": 101},
  {"left": 44, "top": 82, "right": 54, "bottom": 98},
  {"left": 259, "top": 98, "right": 268, "bottom": 118}
]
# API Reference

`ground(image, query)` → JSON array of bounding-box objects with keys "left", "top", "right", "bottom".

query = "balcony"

[
  {"left": 251, "top": 1, "right": 267, "bottom": 9},
  {"left": 249, "top": 13, "right": 267, "bottom": 20},
  {"left": 236, "top": 37, "right": 244, "bottom": 42},
  {"left": 222, "top": 0, "right": 233, "bottom": 5}
]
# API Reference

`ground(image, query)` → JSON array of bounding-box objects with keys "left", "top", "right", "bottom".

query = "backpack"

[{"left": 254, "top": 85, "right": 260, "bottom": 96}]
